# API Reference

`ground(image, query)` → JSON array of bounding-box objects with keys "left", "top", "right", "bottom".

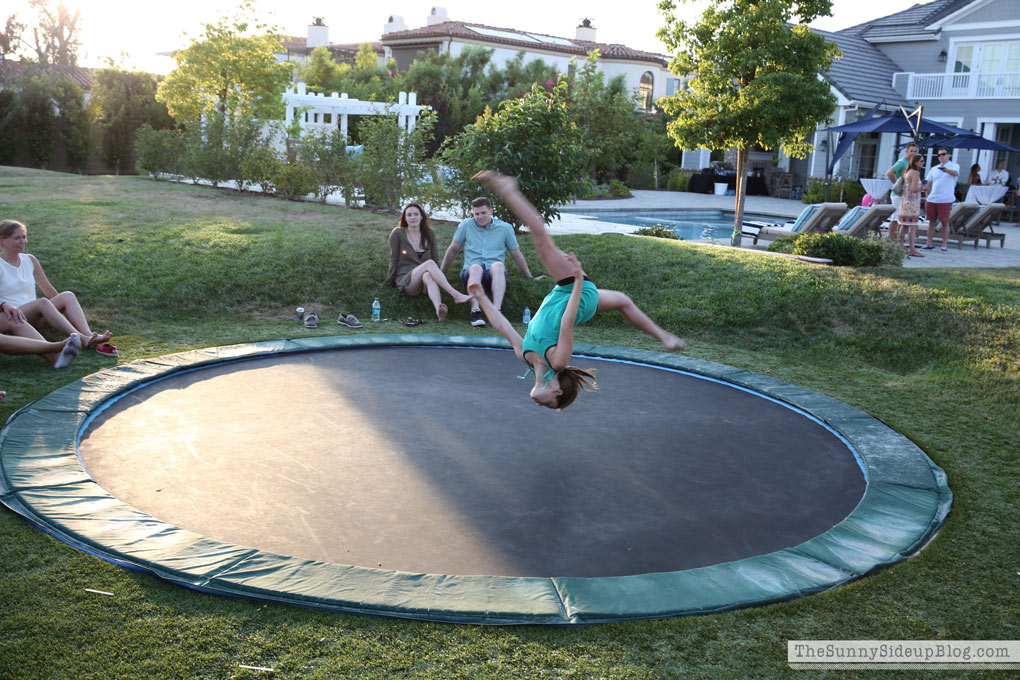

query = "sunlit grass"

[{"left": 0, "top": 167, "right": 1018, "bottom": 679}]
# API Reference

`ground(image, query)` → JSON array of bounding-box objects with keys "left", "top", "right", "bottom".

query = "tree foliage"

[
  {"left": 0, "top": 90, "right": 19, "bottom": 164},
  {"left": 52, "top": 76, "right": 95, "bottom": 173},
  {"left": 657, "top": 0, "right": 840, "bottom": 243},
  {"left": 92, "top": 68, "right": 175, "bottom": 173},
  {"left": 441, "top": 78, "right": 583, "bottom": 227},
  {"left": 156, "top": 1, "right": 292, "bottom": 123},
  {"left": 28, "top": 0, "right": 81, "bottom": 67},
  {"left": 1, "top": 13, "right": 26, "bottom": 60},
  {"left": 18, "top": 75, "right": 55, "bottom": 168},
  {"left": 568, "top": 51, "right": 641, "bottom": 182}
]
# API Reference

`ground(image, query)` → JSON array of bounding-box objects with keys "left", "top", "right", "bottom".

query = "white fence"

[
  {"left": 282, "top": 83, "right": 426, "bottom": 139},
  {"left": 902, "top": 70, "right": 1020, "bottom": 100}
]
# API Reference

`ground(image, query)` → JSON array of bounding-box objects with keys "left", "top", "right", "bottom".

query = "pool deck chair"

[
  {"left": 833, "top": 204, "right": 895, "bottom": 239},
  {"left": 950, "top": 203, "right": 1006, "bottom": 248},
  {"left": 742, "top": 202, "right": 848, "bottom": 245},
  {"left": 917, "top": 202, "right": 980, "bottom": 242}
]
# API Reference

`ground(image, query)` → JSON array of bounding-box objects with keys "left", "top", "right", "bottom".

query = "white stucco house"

[{"left": 378, "top": 7, "right": 678, "bottom": 112}]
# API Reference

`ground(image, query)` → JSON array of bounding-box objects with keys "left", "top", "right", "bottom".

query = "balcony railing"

[{"left": 902, "top": 70, "right": 1020, "bottom": 100}]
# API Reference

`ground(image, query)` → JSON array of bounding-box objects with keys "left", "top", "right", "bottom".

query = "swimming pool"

[{"left": 573, "top": 210, "right": 783, "bottom": 241}]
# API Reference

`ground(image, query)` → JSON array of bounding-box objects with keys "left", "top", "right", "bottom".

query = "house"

[
  {"left": 379, "top": 7, "right": 678, "bottom": 112},
  {"left": 275, "top": 17, "right": 386, "bottom": 67},
  {"left": 800, "top": 0, "right": 1017, "bottom": 191},
  {"left": 0, "top": 59, "right": 95, "bottom": 102}
]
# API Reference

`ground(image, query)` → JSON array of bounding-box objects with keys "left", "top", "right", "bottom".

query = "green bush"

[
  {"left": 801, "top": 177, "right": 866, "bottom": 207},
  {"left": 793, "top": 232, "right": 864, "bottom": 266},
  {"left": 626, "top": 164, "right": 655, "bottom": 190},
  {"left": 135, "top": 125, "right": 187, "bottom": 178},
  {"left": 666, "top": 168, "right": 692, "bottom": 192},
  {"left": 766, "top": 235, "right": 798, "bottom": 253},
  {"left": 608, "top": 179, "right": 632, "bottom": 198},
  {"left": 634, "top": 225, "right": 679, "bottom": 239},
  {"left": 270, "top": 160, "right": 317, "bottom": 200},
  {"left": 239, "top": 146, "right": 280, "bottom": 194},
  {"left": 858, "top": 234, "right": 906, "bottom": 267}
]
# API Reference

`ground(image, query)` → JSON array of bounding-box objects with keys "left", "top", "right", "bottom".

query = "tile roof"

[
  {"left": 380, "top": 21, "right": 668, "bottom": 67},
  {"left": 838, "top": 0, "right": 972, "bottom": 40},
  {"left": 0, "top": 59, "right": 94, "bottom": 90},
  {"left": 817, "top": 29, "right": 912, "bottom": 107},
  {"left": 279, "top": 37, "right": 383, "bottom": 55}
]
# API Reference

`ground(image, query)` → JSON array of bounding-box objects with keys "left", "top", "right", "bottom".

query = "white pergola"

[{"left": 282, "top": 82, "right": 425, "bottom": 139}]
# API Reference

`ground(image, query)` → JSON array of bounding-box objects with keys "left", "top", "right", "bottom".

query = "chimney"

[
  {"left": 575, "top": 18, "right": 596, "bottom": 42},
  {"left": 307, "top": 17, "right": 329, "bottom": 49},
  {"left": 427, "top": 7, "right": 449, "bottom": 26},
  {"left": 383, "top": 14, "right": 407, "bottom": 34}
]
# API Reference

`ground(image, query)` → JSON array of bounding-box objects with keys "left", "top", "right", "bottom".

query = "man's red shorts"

[{"left": 926, "top": 201, "right": 952, "bottom": 224}]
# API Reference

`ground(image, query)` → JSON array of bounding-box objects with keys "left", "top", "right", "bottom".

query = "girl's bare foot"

[
  {"left": 662, "top": 334, "right": 687, "bottom": 352},
  {"left": 453, "top": 291, "right": 472, "bottom": 304},
  {"left": 909, "top": 250, "right": 924, "bottom": 257},
  {"left": 437, "top": 303, "right": 448, "bottom": 322},
  {"left": 472, "top": 170, "right": 517, "bottom": 195},
  {"left": 85, "top": 330, "right": 113, "bottom": 348}
]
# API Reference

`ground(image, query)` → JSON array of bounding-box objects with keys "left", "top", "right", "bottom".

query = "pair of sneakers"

[
  {"left": 470, "top": 310, "right": 486, "bottom": 327},
  {"left": 337, "top": 313, "right": 363, "bottom": 328}
]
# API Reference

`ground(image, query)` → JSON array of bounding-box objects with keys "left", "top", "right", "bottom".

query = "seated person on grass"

[{"left": 440, "top": 197, "right": 543, "bottom": 327}]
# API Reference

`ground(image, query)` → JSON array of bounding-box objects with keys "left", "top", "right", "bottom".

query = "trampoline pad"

[
  {"left": 0, "top": 336, "right": 952, "bottom": 624},
  {"left": 80, "top": 346, "right": 864, "bottom": 578}
]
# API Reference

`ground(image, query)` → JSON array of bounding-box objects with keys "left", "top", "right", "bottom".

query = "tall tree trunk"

[{"left": 731, "top": 147, "right": 749, "bottom": 247}]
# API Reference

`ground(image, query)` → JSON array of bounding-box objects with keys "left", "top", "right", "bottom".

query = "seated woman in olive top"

[{"left": 383, "top": 204, "right": 472, "bottom": 322}]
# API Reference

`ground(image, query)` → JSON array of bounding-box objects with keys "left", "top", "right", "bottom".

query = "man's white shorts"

[{"left": 890, "top": 193, "right": 902, "bottom": 221}]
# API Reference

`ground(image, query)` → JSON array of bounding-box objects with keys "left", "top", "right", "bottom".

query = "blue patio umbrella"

[
  {"left": 820, "top": 110, "right": 975, "bottom": 137},
  {"left": 922, "top": 134, "right": 1019, "bottom": 152},
  {"left": 826, "top": 101, "right": 884, "bottom": 176}
]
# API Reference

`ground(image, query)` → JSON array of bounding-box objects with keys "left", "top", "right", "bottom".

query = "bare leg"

[
  {"left": 403, "top": 261, "right": 471, "bottom": 304},
  {"left": 940, "top": 220, "right": 950, "bottom": 248},
  {"left": 50, "top": 291, "right": 112, "bottom": 346},
  {"left": 17, "top": 298, "right": 79, "bottom": 337},
  {"left": 888, "top": 221, "right": 900, "bottom": 246},
  {"left": 906, "top": 223, "right": 923, "bottom": 256},
  {"left": 0, "top": 332, "right": 77, "bottom": 365},
  {"left": 596, "top": 290, "right": 686, "bottom": 351},
  {"left": 474, "top": 171, "right": 575, "bottom": 281},
  {"left": 466, "top": 264, "right": 484, "bottom": 313},
  {"left": 489, "top": 261, "right": 507, "bottom": 311}
]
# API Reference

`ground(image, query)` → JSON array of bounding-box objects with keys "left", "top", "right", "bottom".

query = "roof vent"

[
  {"left": 576, "top": 18, "right": 596, "bottom": 42},
  {"left": 383, "top": 15, "right": 407, "bottom": 34},
  {"left": 428, "top": 7, "right": 449, "bottom": 26}
]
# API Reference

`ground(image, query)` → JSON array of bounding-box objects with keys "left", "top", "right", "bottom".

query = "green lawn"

[{"left": 0, "top": 167, "right": 1017, "bottom": 679}]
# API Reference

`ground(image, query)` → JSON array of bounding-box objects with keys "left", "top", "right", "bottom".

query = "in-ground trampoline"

[{"left": 0, "top": 335, "right": 950, "bottom": 625}]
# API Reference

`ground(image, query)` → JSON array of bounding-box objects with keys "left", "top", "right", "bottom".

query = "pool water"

[{"left": 577, "top": 210, "right": 783, "bottom": 241}]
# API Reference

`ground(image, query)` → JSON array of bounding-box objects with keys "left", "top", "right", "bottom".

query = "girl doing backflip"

[{"left": 469, "top": 171, "right": 686, "bottom": 410}]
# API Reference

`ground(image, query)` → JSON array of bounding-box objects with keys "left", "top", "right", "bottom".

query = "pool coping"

[{"left": 0, "top": 334, "right": 952, "bottom": 625}]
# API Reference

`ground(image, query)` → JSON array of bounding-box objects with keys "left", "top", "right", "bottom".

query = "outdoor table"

[
  {"left": 964, "top": 185, "right": 1008, "bottom": 205},
  {"left": 861, "top": 178, "right": 893, "bottom": 201}
]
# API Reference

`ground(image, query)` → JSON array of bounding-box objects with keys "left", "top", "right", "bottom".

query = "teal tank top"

[{"left": 521, "top": 279, "right": 599, "bottom": 368}]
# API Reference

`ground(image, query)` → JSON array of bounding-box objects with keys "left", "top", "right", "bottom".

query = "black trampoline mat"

[{"left": 79, "top": 346, "right": 866, "bottom": 578}]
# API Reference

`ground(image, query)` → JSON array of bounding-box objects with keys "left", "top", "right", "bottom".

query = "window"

[{"left": 639, "top": 72, "right": 654, "bottom": 111}]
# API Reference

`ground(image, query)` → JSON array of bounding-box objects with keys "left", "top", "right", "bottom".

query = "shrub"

[
  {"left": 135, "top": 125, "right": 187, "bottom": 178},
  {"left": 858, "top": 234, "right": 905, "bottom": 267},
  {"left": 239, "top": 146, "right": 280, "bottom": 194},
  {"left": 766, "top": 235, "right": 798, "bottom": 253},
  {"left": 666, "top": 168, "right": 692, "bottom": 192},
  {"left": 793, "top": 232, "right": 864, "bottom": 266},
  {"left": 608, "top": 179, "right": 632, "bottom": 198},
  {"left": 270, "top": 160, "right": 317, "bottom": 200},
  {"left": 298, "top": 126, "right": 357, "bottom": 204},
  {"left": 626, "top": 164, "right": 655, "bottom": 190},
  {"left": 801, "top": 177, "right": 866, "bottom": 207},
  {"left": 634, "top": 225, "right": 679, "bottom": 239}
]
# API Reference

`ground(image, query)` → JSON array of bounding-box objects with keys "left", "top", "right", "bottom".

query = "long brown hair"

[
  {"left": 398, "top": 203, "right": 432, "bottom": 252},
  {"left": 554, "top": 366, "right": 598, "bottom": 410}
]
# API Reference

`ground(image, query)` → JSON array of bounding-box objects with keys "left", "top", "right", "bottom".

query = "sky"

[{"left": 10, "top": 0, "right": 930, "bottom": 74}]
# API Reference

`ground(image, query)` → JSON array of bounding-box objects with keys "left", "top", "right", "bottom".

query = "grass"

[{"left": 1, "top": 166, "right": 1018, "bottom": 679}]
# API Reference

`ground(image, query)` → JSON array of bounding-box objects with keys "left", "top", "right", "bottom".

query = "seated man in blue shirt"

[{"left": 440, "top": 197, "right": 543, "bottom": 326}]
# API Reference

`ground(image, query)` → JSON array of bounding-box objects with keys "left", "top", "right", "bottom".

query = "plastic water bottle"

[
  {"left": 371, "top": 298, "right": 381, "bottom": 323},
  {"left": 522, "top": 307, "right": 531, "bottom": 325}
]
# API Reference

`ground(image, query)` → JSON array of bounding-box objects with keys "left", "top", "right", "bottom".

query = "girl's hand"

[{"left": 1, "top": 303, "right": 24, "bottom": 324}]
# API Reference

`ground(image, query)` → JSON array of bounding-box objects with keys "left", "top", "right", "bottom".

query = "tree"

[
  {"left": 52, "top": 76, "right": 95, "bottom": 173},
  {"left": 657, "top": 0, "right": 840, "bottom": 245},
  {"left": 92, "top": 68, "right": 175, "bottom": 174},
  {"left": 1, "top": 13, "right": 26, "bottom": 60},
  {"left": 18, "top": 75, "right": 55, "bottom": 168},
  {"left": 568, "top": 51, "right": 641, "bottom": 183},
  {"left": 29, "top": 0, "right": 82, "bottom": 67},
  {"left": 0, "top": 91, "right": 18, "bottom": 164},
  {"left": 156, "top": 1, "right": 292, "bottom": 123},
  {"left": 442, "top": 78, "right": 583, "bottom": 228}
]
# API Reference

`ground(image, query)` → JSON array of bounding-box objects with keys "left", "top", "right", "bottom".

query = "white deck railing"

[{"left": 903, "top": 70, "right": 1020, "bottom": 100}]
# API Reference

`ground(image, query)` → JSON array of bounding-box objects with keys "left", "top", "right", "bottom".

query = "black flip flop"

[{"left": 400, "top": 317, "right": 424, "bottom": 327}]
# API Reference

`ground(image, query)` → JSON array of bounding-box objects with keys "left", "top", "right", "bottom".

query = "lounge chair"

[
  {"left": 916, "top": 202, "right": 980, "bottom": 242},
  {"left": 742, "top": 202, "right": 849, "bottom": 245},
  {"left": 949, "top": 203, "right": 1006, "bottom": 248},
  {"left": 833, "top": 203, "right": 895, "bottom": 239}
]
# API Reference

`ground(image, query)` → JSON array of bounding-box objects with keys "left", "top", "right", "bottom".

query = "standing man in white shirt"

[
  {"left": 986, "top": 159, "right": 1010, "bottom": 186},
  {"left": 924, "top": 148, "right": 960, "bottom": 252}
]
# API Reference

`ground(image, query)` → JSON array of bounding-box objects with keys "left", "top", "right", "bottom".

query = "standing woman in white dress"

[{"left": 0, "top": 220, "right": 114, "bottom": 354}]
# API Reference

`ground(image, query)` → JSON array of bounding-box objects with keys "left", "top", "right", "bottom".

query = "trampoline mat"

[{"left": 79, "top": 346, "right": 866, "bottom": 578}]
